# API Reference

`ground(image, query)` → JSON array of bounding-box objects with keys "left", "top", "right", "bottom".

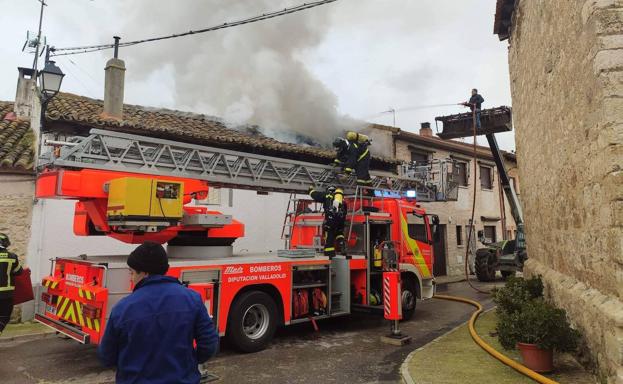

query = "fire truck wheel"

[
  {"left": 401, "top": 278, "right": 417, "bottom": 321},
  {"left": 475, "top": 249, "right": 497, "bottom": 282},
  {"left": 227, "top": 290, "right": 278, "bottom": 353}
]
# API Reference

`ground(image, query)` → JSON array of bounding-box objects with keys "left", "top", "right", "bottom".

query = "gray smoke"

[{"left": 116, "top": 0, "right": 362, "bottom": 145}]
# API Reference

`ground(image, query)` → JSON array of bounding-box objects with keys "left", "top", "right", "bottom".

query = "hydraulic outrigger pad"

[{"left": 380, "top": 242, "right": 412, "bottom": 346}]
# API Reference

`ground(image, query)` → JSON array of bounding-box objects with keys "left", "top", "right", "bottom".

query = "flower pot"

[{"left": 517, "top": 342, "right": 554, "bottom": 372}]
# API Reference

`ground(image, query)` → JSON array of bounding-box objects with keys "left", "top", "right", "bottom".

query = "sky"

[{"left": 0, "top": 0, "right": 515, "bottom": 150}]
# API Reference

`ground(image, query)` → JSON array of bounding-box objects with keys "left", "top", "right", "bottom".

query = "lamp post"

[
  {"left": 38, "top": 59, "right": 64, "bottom": 103},
  {"left": 36, "top": 56, "right": 64, "bottom": 167}
]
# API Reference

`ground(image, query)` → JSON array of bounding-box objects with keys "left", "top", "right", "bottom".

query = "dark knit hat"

[{"left": 127, "top": 242, "right": 169, "bottom": 275}]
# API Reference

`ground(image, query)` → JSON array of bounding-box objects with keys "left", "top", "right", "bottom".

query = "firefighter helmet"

[
  {"left": 327, "top": 186, "right": 336, "bottom": 195},
  {"left": 0, "top": 233, "right": 10, "bottom": 249},
  {"left": 332, "top": 137, "right": 347, "bottom": 149},
  {"left": 346, "top": 131, "right": 358, "bottom": 141}
]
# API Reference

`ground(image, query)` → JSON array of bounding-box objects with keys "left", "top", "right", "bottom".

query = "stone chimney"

[
  {"left": 419, "top": 122, "right": 433, "bottom": 137},
  {"left": 14, "top": 67, "right": 37, "bottom": 119},
  {"left": 102, "top": 40, "right": 126, "bottom": 119}
]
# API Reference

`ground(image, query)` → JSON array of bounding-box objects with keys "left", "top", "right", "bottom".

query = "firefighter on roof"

[
  {"left": 333, "top": 132, "right": 372, "bottom": 189},
  {"left": 309, "top": 186, "right": 347, "bottom": 258},
  {"left": 0, "top": 233, "right": 22, "bottom": 333}
]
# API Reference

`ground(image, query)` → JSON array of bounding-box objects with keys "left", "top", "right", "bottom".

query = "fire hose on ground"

[{"left": 432, "top": 294, "right": 559, "bottom": 384}]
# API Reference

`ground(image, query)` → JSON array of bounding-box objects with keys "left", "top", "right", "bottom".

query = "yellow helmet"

[{"left": 346, "top": 131, "right": 358, "bottom": 141}]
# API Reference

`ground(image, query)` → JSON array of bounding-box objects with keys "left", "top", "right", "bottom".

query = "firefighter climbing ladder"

[{"left": 40, "top": 128, "right": 459, "bottom": 199}]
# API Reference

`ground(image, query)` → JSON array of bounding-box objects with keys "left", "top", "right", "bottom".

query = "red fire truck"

[{"left": 34, "top": 129, "right": 456, "bottom": 352}]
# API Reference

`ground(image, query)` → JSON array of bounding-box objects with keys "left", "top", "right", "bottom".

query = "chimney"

[
  {"left": 102, "top": 37, "right": 126, "bottom": 119},
  {"left": 14, "top": 67, "right": 37, "bottom": 120},
  {"left": 419, "top": 122, "right": 433, "bottom": 137}
]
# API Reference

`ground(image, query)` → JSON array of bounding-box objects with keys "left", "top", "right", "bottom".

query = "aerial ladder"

[{"left": 436, "top": 106, "right": 527, "bottom": 281}]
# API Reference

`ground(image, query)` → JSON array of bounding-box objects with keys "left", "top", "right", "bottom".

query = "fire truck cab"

[{"left": 287, "top": 194, "right": 438, "bottom": 320}]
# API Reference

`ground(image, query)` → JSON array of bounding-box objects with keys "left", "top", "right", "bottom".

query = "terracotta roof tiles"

[
  {"left": 0, "top": 102, "right": 35, "bottom": 173},
  {"left": 45, "top": 93, "right": 397, "bottom": 168}
]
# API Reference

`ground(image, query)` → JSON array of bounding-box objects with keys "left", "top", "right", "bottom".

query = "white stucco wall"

[{"left": 27, "top": 190, "right": 292, "bottom": 282}]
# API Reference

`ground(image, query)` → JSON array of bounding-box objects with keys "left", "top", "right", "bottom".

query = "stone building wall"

[
  {"left": 0, "top": 174, "right": 35, "bottom": 321},
  {"left": 506, "top": 0, "right": 623, "bottom": 381}
]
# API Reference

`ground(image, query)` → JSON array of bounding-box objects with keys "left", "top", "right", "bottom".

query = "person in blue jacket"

[{"left": 98, "top": 242, "right": 219, "bottom": 384}]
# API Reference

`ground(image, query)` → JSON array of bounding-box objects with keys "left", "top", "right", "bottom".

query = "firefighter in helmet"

[
  {"left": 0, "top": 233, "right": 23, "bottom": 333},
  {"left": 346, "top": 131, "right": 372, "bottom": 187},
  {"left": 332, "top": 132, "right": 372, "bottom": 188},
  {"left": 308, "top": 186, "right": 347, "bottom": 258}
]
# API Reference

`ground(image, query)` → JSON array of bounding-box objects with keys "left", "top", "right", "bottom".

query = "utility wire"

[{"left": 50, "top": 0, "right": 338, "bottom": 57}]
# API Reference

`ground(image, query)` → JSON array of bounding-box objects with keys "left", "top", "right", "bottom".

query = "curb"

[
  {"left": 400, "top": 306, "right": 495, "bottom": 384},
  {"left": 0, "top": 330, "right": 56, "bottom": 344},
  {"left": 400, "top": 321, "right": 466, "bottom": 384}
]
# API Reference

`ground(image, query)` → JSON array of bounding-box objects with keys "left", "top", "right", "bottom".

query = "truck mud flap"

[{"left": 35, "top": 313, "right": 90, "bottom": 344}]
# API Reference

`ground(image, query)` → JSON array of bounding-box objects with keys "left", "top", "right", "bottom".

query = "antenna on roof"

[{"left": 31, "top": 0, "right": 48, "bottom": 73}]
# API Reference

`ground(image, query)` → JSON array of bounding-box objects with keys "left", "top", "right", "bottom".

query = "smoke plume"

[{"left": 116, "top": 0, "right": 361, "bottom": 145}]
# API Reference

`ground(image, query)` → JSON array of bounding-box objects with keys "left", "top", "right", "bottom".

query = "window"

[
  {"left": 410, "top": 150, "right": 429, "bottom": 164},
  {"left": 506, "top": 230, "right": 513, "bottom": 240},
  {"left": 480, "top": 165, "right": 493, "bottom": 189},
  {"left": 483, "top": 225, "right": 497, "bottom": 243},
  {"left": 456, "top": 225, "right": 463, "bottom": 246},
  {"left": 407, "top": 213, "right": 428, "bottom": 242},
  {"left": 456, "top": 162, "right": 468, "bottom": 186}
]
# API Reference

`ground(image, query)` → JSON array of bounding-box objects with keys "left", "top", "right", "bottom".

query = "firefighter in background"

[
  {"left": 0, "top": 233, "right": 23, "bottom": 333},
  {"left": 308, "top": 186, "right": 347, "bottom": 257}
]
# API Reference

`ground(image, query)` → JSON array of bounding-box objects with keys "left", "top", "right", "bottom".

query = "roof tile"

[{"left": 0, "top": 102, "right": 34, "bottom": 172}]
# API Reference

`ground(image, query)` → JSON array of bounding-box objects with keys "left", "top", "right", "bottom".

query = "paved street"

[{"left": 0, "top": 280, "right": 500, "bottom": 384}]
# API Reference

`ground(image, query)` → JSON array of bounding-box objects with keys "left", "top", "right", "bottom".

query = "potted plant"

[
  {"left": 496, "top": 298, "right": 580, "bottom": 372},
  {"left": 492, "top": 275, "right": 544, "bottom": 314}
]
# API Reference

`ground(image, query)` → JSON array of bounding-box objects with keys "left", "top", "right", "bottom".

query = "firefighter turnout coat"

[{"left": 0, "top": 248, "right": 22, "bottom": 299}]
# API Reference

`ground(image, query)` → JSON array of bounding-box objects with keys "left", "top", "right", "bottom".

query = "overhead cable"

[{"left": 51, "top": 0, "right": 338, "bottom": 57}]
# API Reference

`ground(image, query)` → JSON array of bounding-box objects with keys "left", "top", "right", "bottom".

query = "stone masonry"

[
  {"left": 503, "top": 0, "right": 623, "bottom": 381},
  {"left": 0, "top": 175, "right": 35, "bottom": 322}
]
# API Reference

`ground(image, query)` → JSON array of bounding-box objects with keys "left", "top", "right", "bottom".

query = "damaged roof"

[
  {"left": 44, "top": 93, "right": 397, "bottom": 169},
  {"left": 0, "top": 102, "right": 35, "bottom": 173}
]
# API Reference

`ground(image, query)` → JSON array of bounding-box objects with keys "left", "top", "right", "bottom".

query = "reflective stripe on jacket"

[{"left": 0, "top": 250, "right": 21, "bottom": 298}]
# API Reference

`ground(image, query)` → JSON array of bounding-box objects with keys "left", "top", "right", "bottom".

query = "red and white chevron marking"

[{"left": 383, "top": 276, "right": 391, "bottom": 316}]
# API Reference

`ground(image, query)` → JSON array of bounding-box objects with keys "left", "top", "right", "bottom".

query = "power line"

[{"left": 51, "top": 0, "right": 338, "bottom": 57}]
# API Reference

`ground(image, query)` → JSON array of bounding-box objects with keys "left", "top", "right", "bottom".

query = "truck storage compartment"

[{"left": 291, "top": 264, "right": 329, "bottom": 321}]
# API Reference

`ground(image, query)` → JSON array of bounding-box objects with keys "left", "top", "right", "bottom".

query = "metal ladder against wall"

[{"left": 40, "top": 128, "right": 458, "bottom": 200}]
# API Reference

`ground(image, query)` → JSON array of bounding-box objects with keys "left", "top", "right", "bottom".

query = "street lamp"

[
  {"left": 35, "top": 57, "right": 64, "bottom": 168},
  {"left": 38, "top": 60, "right": 64, "bottom": 101}
]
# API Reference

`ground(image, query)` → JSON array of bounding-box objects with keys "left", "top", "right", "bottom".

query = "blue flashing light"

[{"left": 406, "top": 190, "right": 417, "bottom": 198}]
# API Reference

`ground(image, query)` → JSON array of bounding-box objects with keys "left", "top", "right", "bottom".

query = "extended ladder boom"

[{"left": 39, "top": 129, "right": 459, "bottom": 202}]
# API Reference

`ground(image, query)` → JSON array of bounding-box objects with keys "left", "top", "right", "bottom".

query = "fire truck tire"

[
  {"left": 226, "top": 290, "right": 278, "bottom": 353},
  {"left": 475, "top": 249, "right": 497, "bottom": 282},
  {"left": 401, "top": 278, "right": 417, "bottom": 321}
]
